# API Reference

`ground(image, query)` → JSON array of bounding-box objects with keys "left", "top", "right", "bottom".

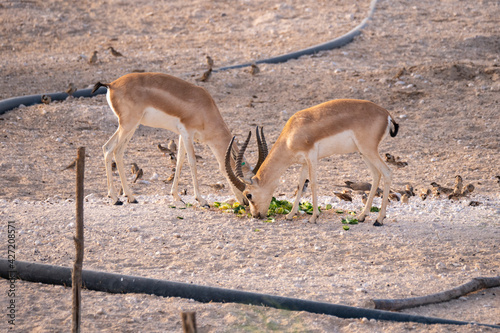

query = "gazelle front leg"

[
  {"left": 181, "top": 134, "right": 208, "bottom": 207},
  {"left": 171, "top": 135, "right": 186, "bottom": 203},
  {"left": 170, "top": 132, "right": 208, "bottom": 206},
  {"left": 286, "top": 165, "right": 309, "bottom": 220}
]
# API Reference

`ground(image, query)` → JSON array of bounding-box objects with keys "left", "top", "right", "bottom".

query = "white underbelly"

[
  {"left": 317, "top": 130, "right": 357, "bottom": 158},
  {"left": 140, "top": 107, "right": 181, "bottom": 133}
]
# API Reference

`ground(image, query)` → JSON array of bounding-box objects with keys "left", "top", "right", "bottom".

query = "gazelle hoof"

[
  {"left": 373, "top": 221, "right": 383, "bottom": 227},
  {"left": 308, "top": 217, "right": 318, "bottom": 224},
  {"left": 113, "top": 200, "right": 123, "bottom": 206},
  {"left": 202, "top": 203, "right": 210, "bottom": 208},
  {"left": 128, "top": 198, "right": 138, "bottom": 204}
]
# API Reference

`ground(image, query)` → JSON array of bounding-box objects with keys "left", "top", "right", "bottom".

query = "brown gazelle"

[
  {"left": 92, "top": 72, "right": 251, "bottom": 206},
  {"left": 225, "top": 99, "right": 399, "bottom": 226}
]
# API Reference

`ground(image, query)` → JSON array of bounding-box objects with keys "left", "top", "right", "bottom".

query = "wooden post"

[
  {"left": 180, "top": 312, "right": 197, "bottom": 333},
  {"left": 72, "top": 147, "right": 85, "bottom": 333}
]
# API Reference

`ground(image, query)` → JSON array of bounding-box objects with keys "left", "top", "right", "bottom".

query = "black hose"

[
  {"left": 215, "top": 0, "right": 378, "bottom": 71},
  {"left": 0, "top": 0, "right": 378, "bottom": 115},
  {"left": 1, "top": 259, "right": 498, "bottom": 329},
  {"left": 0, "top": 87, "right": 107, "bottom": 115}
]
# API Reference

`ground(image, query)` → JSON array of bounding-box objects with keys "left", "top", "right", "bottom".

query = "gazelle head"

[{"left": 225, "top": 127, "right": 272, "bottom": 218}]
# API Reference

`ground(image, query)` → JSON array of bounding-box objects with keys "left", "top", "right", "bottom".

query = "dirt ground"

[{"left": 1, "top": 0, "right": 499, "bottom": 332}]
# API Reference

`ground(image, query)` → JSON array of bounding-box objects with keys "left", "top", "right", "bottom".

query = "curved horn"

[
  {"left": 225, "top": 136, "right": 246, "bottom": 192},
  {"left": 253, "top": 126, "right": 269, "bottom": 174},
  {"left": 236, "top": 131, "right": 252, "bottom": 178}
]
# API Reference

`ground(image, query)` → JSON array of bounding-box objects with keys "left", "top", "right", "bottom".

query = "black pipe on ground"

[
  {"left": 215, "top": 0, "right": 378, "bottom": 72},
  {"left": 0, "top": 0, "right": 378, "bottom": 115},
  {"left": 0, "top": 87, "right": 107, "bottom": 115},
  {"left": 1, "top": 259, "right": 498, "bottom": 329}
]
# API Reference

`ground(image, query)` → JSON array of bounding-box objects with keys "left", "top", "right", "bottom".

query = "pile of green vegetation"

[
  {"left": 213, "top": 197, "right": 358, "bottom": 224},
  {"left": 171, "top": 197, "right": 379, "bottom": 230}
]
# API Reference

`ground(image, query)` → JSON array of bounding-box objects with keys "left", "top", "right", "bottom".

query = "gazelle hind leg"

[
  {"left": 306, "top": 156, "right": 320, "bottom": 223},
  {"left": 114, "top": 128, "right": 138, "bottom": 203},
  {"left": 360, "top": 153, "right": 392, "bottom": 226},
  {"left": 374, "top": 159, "right": 392, "bottom": 226},
  {"left": 286, "top": 165, "right": 309, "bottom": 220},
  {"left": 103, "top": 129, "right": 121, "bottom": 204},
  {"left": 357, "top": 156, "right": 381, "bottom": 223}
]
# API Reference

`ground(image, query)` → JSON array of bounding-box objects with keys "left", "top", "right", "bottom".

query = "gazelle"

[
  {"left": 225, "top": 99, "right": 399, "bottom": 226},
  {"left": 92, "top": 72, "right": 251, "bottom": 206}
]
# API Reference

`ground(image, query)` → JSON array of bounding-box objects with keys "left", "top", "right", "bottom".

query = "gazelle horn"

[
  {"left": 254, "top": 126, "right": 268, "bottom": 173},
  {"left": 236, "top": 131, "right": 252, "bottom": 178},
  {"left": 225, "top": 136, "right": 246, "bottom": 192}
]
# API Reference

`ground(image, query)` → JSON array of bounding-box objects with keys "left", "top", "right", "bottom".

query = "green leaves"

[
  {"left": 267, "top": 197, "right": 292, "bottom": 216},
  {"left": 214, "top": 201, "right": 248, "bottom": 216},
  {"left": 212, "top": 198, "right": 359, "bottom": 232},
  {"left": 341, "top": 216, "right": 358, "bottom": 225}
]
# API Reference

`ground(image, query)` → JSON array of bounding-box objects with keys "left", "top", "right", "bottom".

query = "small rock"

[
  {"left": 85, "top": 193, "right": 98, "bottom": 202},
  {"left": 296, "top": 258, "right": 306, "bottom": 265},
  {"left": 436, "top": 262, "right": 446, "bottom": 270},
  {"left": 280, "top": 110, "right": 288, "bottom": 121}
]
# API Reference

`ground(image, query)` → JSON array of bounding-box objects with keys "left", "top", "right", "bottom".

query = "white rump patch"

[{"left": 106, "top": 91, "right": 119, "bottom": 119}]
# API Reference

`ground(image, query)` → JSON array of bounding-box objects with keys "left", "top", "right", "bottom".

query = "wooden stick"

[
  {"left": 180, "top": 312, "right": 197, "bottom": 333},
  {"left": 370, "top": 276, "right": 500, "bottom": 311},
  {"left": 72, "top": 147, "right": 85, "bottom": 333}
]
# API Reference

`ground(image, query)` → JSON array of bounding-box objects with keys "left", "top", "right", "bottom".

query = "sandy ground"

[{"left": 1, "top": 0, "right": 499, "bottom": 332}]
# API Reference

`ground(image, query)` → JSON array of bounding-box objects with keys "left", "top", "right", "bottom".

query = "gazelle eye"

[{"left": 246, "top": 193, "right": 252, "bottom": 200}]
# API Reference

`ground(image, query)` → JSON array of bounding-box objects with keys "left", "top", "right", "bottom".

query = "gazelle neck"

[{"left": 254, "top": 140, "right": 295, "bottom": 190}]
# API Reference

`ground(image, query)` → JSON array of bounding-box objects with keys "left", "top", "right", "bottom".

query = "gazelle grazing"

[
  {"left": 225, "top": 99, "right": 399, "bottom": 226},
  {"left": 92, "top": 72, "right": 251, "bottom": 206}
]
